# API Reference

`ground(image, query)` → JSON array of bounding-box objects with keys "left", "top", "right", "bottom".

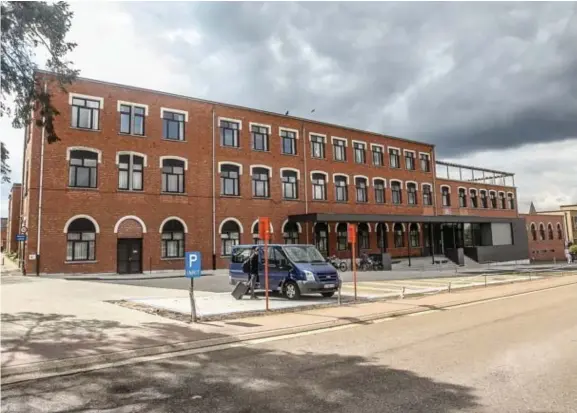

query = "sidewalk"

[
  {"left": 0, "top": 253, "right": 21, "bottom": 275},
  {"left": 2, "top": 273, "right": 575, "bottom": 384}
]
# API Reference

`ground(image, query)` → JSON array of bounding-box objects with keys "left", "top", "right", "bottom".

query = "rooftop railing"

[{"left": 436, "top": 160, "right": 515, "bottom": 187}]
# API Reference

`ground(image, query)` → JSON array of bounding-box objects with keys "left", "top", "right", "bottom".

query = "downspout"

[
  {"left": 35, "top": 81, "right": 47, "bottom": 276},
  {"left": 430, "top": 147, "right": 438, "bottom": 263},
  {"left": 211, "top": 107, "right": 216, "bottom": 269},
  {"left": 302, "top": 121, "right": 309, "bottom": 243},
  {"left": 19, "top": 113, "right": 30, "bottom": 271}
]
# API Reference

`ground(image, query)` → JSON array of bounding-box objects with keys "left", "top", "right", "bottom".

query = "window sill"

[
  {"left": 117, "top": 189, "right": 144, "bottom": 193},
  {"left": 252, "top": 197, "right": 272, "bottom": 200},
  {"left": 252, "top": 149, "right": 270, "bottom": 153},
  {"left": 311, "top": 157, "right": 326, "bottom": 160},
  {"left": 162, "top": 138, "right": 187, "bottom": 143},
  {"left": 119, "top": 132, "right": 146, "bottom": 138},
  {"left": 161, "top": 257, "right": 184, "bottom": 261},
  {"left": 65, "top": 260, "right": 98, "bottom": 265},
  {"left": 282, "top": 197, "right": 300, "bottom": 202},
  {"left": 281, "top": 152, "right": 298, "bottom": 157},
  {"left": 333, "top": 159, "right": 347, "bottom": 163},
  {"left": 221, "top": 145, "right": 242, "bottom": 150},
  {"left": 312, "top": 199, "right": 329, "bottom": 203},
  {"left": 220, "top": 194, "right": 241, "bottom": 198},
  {"left": 70, "top": 127, "right": 101, "bottom": 133},
  {"left": 67, "top": 186, "right": 99, "bottom": 191},
  {"left": 335, "top": 200, "right": 349, "bottom": 204},
  {"left": 160, "top": 192, "right": 188, "bottom": 197}
]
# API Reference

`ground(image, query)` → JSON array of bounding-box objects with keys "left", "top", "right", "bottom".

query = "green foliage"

[
  {"left": 1, "top": 142, "right": 11, "bottom": 183},
  {"left": 569, "top": 244, "right": 577, "bottom": 255}
]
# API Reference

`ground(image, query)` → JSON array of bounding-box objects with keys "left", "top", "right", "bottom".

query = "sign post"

[
  {"left": 185, "top": 251, "right": 202, "bottom": 323},
  {"left": 348, "top": 223, "right": 357, "bottom": 301},
  {"left": 259, "top": 217, "right": 270, "bottom": 311}
]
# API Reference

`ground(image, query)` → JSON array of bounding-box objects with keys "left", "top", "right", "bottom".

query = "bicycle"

[{"left": 328, "top": 255, "right": 348, "bottom": 272}]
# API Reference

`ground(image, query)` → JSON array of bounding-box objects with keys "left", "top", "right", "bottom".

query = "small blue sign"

[
  {"left": 185, "top": 251, "right": 202, "bottom": 278},
  {"left": 16, "top": 234, "right": 27, "bottom": 241}
]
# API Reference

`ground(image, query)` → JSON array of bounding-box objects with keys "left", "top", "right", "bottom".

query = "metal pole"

[
  {"left": 407, "top": 224, "right": 411, "bottom": 267},
  {"left": 352, "top": 239, "right": 357, "bottom": 301},
  {"left": 189, "top": 278, "right": 197, "bottom": 323},
  {"left": 265, "top": 237, "right": 269, "bottom": 311},
  {"left": 430, "top": 224, "right": 435, "bottom": 265}
]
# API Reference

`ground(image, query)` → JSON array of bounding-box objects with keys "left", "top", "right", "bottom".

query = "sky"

[{"left": 1, "top": 1, "right": 576, "bottom": 217}]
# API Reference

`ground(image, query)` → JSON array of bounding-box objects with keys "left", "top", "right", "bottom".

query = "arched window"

[
  {"left": 334, "top": 175, "right": 348, "bottom": 202},
  {"left": 69, "top": 150, "right": 98, "bottom": 188},
  {"left": 490, "top": 191, "right": 497, "bottom": 208},
  {"left": 470, "top": 189, "right": 478, "bottom": 208},
  {"left": 283, "top": 222, "right": 300, "bottom": 244},
  {"left": 422, "top": 184, "right": 432, "bottom": 206},
  {"left": 407, "top": 183, "right": 417, "bottom": 205},
  {"left": 499, "top": 192, "right": 506, "bottom": 209},
  {"left": 547, "top": 224, "right": 554, "bottom": 240},
  {"left": 252, "top": 167, "right": 270, "bottom": 198},
  {"left": 66, "top": 218, "right": 96, "bottom": 261},
  {"left": 557, "top": 224, "right": 563, "bottom": 240},
  {"left": 539, "top": 223, "right": 546, "bottom": 241},
  {"left": 220, "top": 164, "right": 241, "bottom": 196},
  {"left": 480, "top": 190, "right": 488, "bottom": 208},
  {"left": 441, "top": 186, "right": 451, "bottom": 207},
  {"left": 161, "top": 219, "right": 185, "bottom": 258},
  {"left": 314, "top": 223, "right": 329, "bottom": 255},
  {"left": 508, "top": 193, "right": 515, "bottom": 209},
  {"left": 376, "top": 223, "right": 388, "bottom": 250},
  {"left": 281, "top": 170, "right": 298, "bottom": 199},
  {"left": 336, "top": 223, "right": 348, "bottom": 251},
  {"left": 312, "top": 173, "right": 327, "bottom": 200},
  {"left": 355, "top": 177, "right": 368, "bottom": 203},
  {"left": 459, "top": 188, "right": 467, "bottom": 208},
  {"left": 358, "top": 223, "right": 370, "bottom": 249},
  {"left": 374, "top": 179, "right": 385, "bottom": 204},
  {"left": 221, "top": 220, "right": 241, "bottom": 256},
  {"left": 391, "top": 181, "right": 402, "bottom": 204},
  {"left": 530, "top": 223, "right": 537, "bottom": 241},
  {"left": 409, "top": 223, "right": 420, "bottom": 247},
  {"left": 394, "top": 223, "right": 405, "bottom": 248},
  {"left": 162, "top": 159, "right": 185, "bottom": 193}
]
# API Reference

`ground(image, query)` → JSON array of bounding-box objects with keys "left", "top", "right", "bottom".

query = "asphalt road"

[{"left": 3, "top": 283, "right": 576, "bottom": 412}]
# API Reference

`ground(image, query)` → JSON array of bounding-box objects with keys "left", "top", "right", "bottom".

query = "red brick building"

[
  {"left": 6, "top": 184, "right": 22, "bottom": 255},
  {"left": 521, "top": 213, "right": 566, "bottom": 262},
  {"left": 16, "top": 71, "right": 528, "bottom": 275}
]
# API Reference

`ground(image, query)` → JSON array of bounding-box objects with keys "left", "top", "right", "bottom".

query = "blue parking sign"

[{"left": 185, "top": 252, "right": 202, "bottom": 278}]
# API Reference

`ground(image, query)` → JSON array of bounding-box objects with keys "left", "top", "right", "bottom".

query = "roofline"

[
  {"left": 34, "top": 69, "right": 435, "bottom": 149},
  {"left": 288, "top": 212, "right": 522, "bottom": 224}
]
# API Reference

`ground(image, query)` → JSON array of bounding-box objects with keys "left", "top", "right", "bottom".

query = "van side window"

[
  {"left": 231, "top": 248, "right": 251, "bottom": 263},
  {"left": 259, "top": 247, "right": 284, "bottom": 266}
]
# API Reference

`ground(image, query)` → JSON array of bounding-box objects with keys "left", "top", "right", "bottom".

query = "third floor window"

[
  {"left": 120, "top": 104, "right": 145, "bottom": 135},
  {"left": 220, "top": 120, "right": 240, "bottom": 147},
  {"left": 162, "top": 111, "right": 185, "bottom": 141},
  {"left": 372, "top": 146, "right": 384, "bottom": 166},
  {"left": 162, "top": 159, "right": 185, "bottom": 193},
  {"left": 281, "top": 129, "right": 297, "bottom": 155},
  {"left": 333, "top": 139, "right": 346, "bottom": 161},
  {"left": 251, "top": 125, "right": 269, "bottom": 151},
  {"left": 389, "top": 148, "right": 400, "bottom": 168},
  {"left": 69, "top": 150, "right": 98, "bottom": 188},
  {"left": 354, "top": 142, "right": 366, "bottom": 164},
  {"left": 311, "top": 135, "right": 325, "bottom": 159},
  {"left": 405, "top": 151, "right": 415, "bottom": 170},
  {"left": 71, "top": 97, "right": 100, "bottom": 130},
  {"left": 420, "top": 153, "right": 431, "bottom": 172}
]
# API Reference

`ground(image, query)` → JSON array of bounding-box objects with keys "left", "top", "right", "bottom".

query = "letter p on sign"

[{"left": 185, "top": 252, "right": 202, "bottom": 278}]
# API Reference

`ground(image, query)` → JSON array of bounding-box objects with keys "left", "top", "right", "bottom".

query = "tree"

[
  {"left": 1, "top": 1, "right": 79, "bottom": 182},
  {"left": 1, "top": 142, "right": 11, "bottom": 183}
]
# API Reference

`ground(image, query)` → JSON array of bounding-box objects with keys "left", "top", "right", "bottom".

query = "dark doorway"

[{"left": 117, "top": 239, "right": 142, "bottom": 274}]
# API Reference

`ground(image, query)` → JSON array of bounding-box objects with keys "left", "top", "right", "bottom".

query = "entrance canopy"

[{"left": 288, "top": 213, "right": 518, "bottom": 224}]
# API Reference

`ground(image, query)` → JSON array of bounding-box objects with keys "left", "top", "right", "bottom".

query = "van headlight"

[{"left": 304, "top": 270, "right": 316, "bottom": 281}]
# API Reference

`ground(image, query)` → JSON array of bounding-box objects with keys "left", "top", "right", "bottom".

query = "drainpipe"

[
  {"left": 211, "top": 106, "right": 216, "bottom": 269},
  {"left": 35, "top": 81, "right": 47, "bottom": 276},
  {"left": 302, "top": 121, "right": 309, "bottom": 243}
]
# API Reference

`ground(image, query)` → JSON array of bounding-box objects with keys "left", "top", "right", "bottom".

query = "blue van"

[{"left": 228, "top": 244, "right": 341, "bottom": 300}]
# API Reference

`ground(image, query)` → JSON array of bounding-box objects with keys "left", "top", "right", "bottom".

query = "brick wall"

[
  {"left": 521, "top": 214, "right": 566, "bottom": 261},
  {"left": 7, "top": 185, "right": 22, "bottom": 254}
]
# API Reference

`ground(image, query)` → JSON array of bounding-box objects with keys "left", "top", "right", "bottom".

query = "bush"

[{"left": 569, "top": 244, "right": 577, "bottom": 255}]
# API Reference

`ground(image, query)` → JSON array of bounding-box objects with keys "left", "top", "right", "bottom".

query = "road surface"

[{"left": 2, "top": 283, "right": 576, "bottom": 412}]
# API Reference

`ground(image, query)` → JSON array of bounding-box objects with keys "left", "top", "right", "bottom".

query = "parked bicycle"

[
  {"left": 328, "top": 255, "right": 348, "bottom": 272},
  {"left": 358, "top": 253, "right": 375, "bottom": 271}
]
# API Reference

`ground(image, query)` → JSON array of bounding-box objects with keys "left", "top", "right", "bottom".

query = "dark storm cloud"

[{"left": 123, "top": 2, "right": 577, "bottom": 157}]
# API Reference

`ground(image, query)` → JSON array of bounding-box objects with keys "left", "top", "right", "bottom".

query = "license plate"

[{"left": 324, "top": 284, "right": 335, "bottom": 289}]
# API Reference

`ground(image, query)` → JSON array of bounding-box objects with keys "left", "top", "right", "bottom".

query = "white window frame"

[
  {"left": 159, "top": 216, "right": 189, "bottom": 233},
  {"left": 279, "top": 127, "right": 299, "bottom": 139},
  {"left": 117, "top": 101, "right": 149, "bottom": 116},
  {"left": 218, "top": 161, "right": 244, "bottom": 175},
  {"left": 440, "top": 185, "right": 451, "bottom": 193},
  {"left": 219, "top": 218, "right": 244, "bottom": 234},
  {"left": 66, "top": 147, "right": 102, "bottom": 163},
  {"left": 250, "top": 164, "right": 273, "bottom": 178},
  {"left": 405, "top": 180, "right": 419, "bottom": 189},
  {"left": 280, "top": 167, "right": 300, "bottom": 180},
  {"left": 116, "top": 151, "right": 148, "bottom": 167},
  {"left": 332, "top": 173, "right": 350, "bottom": 184},
  {"left": 308, "top": 132, "right": 327, "bottom": 141},
  {"left": 161, "top": 107, "right": 189, "bottom": 122},
  {"left": 372, "top": 177, "right": 387, "bottom": 187},
  {"left": 63, "top": 214, "right": 101, "bottom": 233},
  {"left": 353, "top": 175, "right": 370, "bottom": 187},
  {"left": 218, "top": 116, "right": 242, "bottom": 129},
  {"left": 69, "top": 93, "right": 104, "bottom": 108},
  {"left": 331, "top": 136, "right": 348, "bottom": 146},
  {"left": 159, "top": 156, "right": 188, "bottom": 170}
]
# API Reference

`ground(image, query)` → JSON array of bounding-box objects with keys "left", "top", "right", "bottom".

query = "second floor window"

[
  {"left": 335, "top": 176, "right": 348, "bottom": 202},
  {"left": 252, "top": 168, "right": 270, "bottom": 198},
  {"left": 480, "top": 191, "right": 488, "bottom": 208},
  {"left": 311, "top": 135, "right": 325, "bottom": 159},
  {"left": 441, "top": 187, "right": 451, "bottom": 207},
  {"left": 118, "top": 154, "right": 143, "bottom": 191},
  {"left": 405, "top": 151, "right": 415, "bottom": 170},
  {"left": 71, "top": 97, "right": 100, "bottom": 130},
  {"left": 355, "top": 177, "right": 368, "bottom": 203},
  {"left": 120, "top": 104, "right": 145, "bottom": 135},
  {"left": 251, "top": 125, "right": 269, "bottom": 151},
  {"left": 354, "top": 142, "right": 366, "bottom": 164},
  {"left": 281, "top": 129, "right": 297, "bottom": 155},
  {"left": 162, "top": 111, "right": 185, "bottom": 141},
  {"left": 499, "top": 192, "right": 506, "bottom": 209},
  {"left": 508, "top": 193, "right": 515, "bottom": 209},
  {"left": 333, "top": 139, "right": 346, "bottom": 161},
  {"left": 490, "top": 192, "right": 497, "bottom": 208},
  {"left": 420, "top": 153, "right": 431, "bottom": 172},
  {"left": 69, "top": 150, "right": 98, "bottom": 188},
  {"left": 162, "top": 159, "right": 185, "bottom": 193},
  {"left": 470, "top": 190, "right": 478, "bottom": 207},
  {"left": 221, "top": 120, "right": 240, "bottom": 147},
  {"left": 282, "top": 170, "right": 298, "bottom": 199},
  {"left": 407, "top": 183, "right": 417, "bottom": 205},
  {"left": 312, "top": 173, "right": 327, "bottom": 200},
  {"left": 372, "top": 146, "right": 383, "bottom": 166},
  {"left": 389, "top": 149, "right": 400, "bottom": 168},
  {"left": 220, "top": 164, "right": 240, "bottom": 196},
  {"left": 374, "top": 179, "right": 385, "bottom": 203},
  {"left": 459, "top": 188, "right": 467, "bottom": 207},
  {"left": 391, "top": 181, "right": 402, "bottom": 204},
  {"left": 423, "top": 185, "right": 432, "bottom": 205}
]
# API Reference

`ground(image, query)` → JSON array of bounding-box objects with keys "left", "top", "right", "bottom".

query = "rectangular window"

[
  {"left": 442, "top": 188, "right": 451, "bottom": 207},
  {"left": 372, "top": 146, "right": 383, "bottom": 166},
  {"left": 374, "top": 181, "right": 385, "bottom": 204},
  {"left": 499, "top": 193, "right": 506, "bottom": 209},
  {"left": 252, "top": 169, "right": 270, "bottom": 198},
  {"left": 405, "top": 151, "right": 415, "bottom": 170},
  {"left": 161, "top": 231, "right": 184, "bottom": 258},
  {"left": 471, "top": 191, "right": 478, "bottom": 208},
  {"left": 162, "top": 111, "right": 185, "bottom": 140},
  {"left": 508, "top": 194, "right": 515, "bottom": 210},
  {"left": 251, "top": 124, "right": 269, "bottom": 151},
  {"left": 69, "top": 151, "right": 98, "bottom": 188},
  {"left": 481, "top": 191, "right": 488, "bottom": 208},
  {"left": 420, "top": 153, "right": 431, "bottom": 172},
  {"left": 282, "top": 172, "right": 298, "bottom": 199},
  {"left": 162, "top": 160, "right": 185, "bottom": 193},
  {"left": 423, "top": 185, "right": 432, "bottom": 206},
  {"left": 120, "top": 104, "right": 145, "bottom": 135},
  {"left": 359, "top": 231, "right": 370, "bottom": 250},
  {"left": 353, "top": 142, "right": 366, "bottom": 164},
  {"left": 407, "top": 185, "right": 417, "bottom": 205},
  {"left": 280, "top": 129, "right": 297, "bottom": 155},
  {"left": 459, "top": 190, "right": 467, "bottom": 208},
  {"left": 310, "top": 135, "right": 325, "bottom": 159},
  {"left": 71, "top": 97, "right": 100, "bottom": 130},
  {"left": 312, "top": 175, "right": 326, "bottom": 200},
  {"left": 333, "top": 139, "right": 346, "bottom": 161},
  {"left": 389, "top": 149, "right": 400, "bottom": 168},
  {"left": 392, "top": 183, "right": 402, "bottom": 204},
  {"left": 356, "top": 180, "right": 368, "bottom": 203},
  {"left": 490, "top": 192, "right": 497, "bottom": 208},
  {"left": 118, "top": 154, "right": 144, "bottom": 191},
  {"left": 220, "top": 120, "right": 240, "bottom": 147},
  {"left": 220, "top": 165, "right": 240, "bottom": 196},
  {"left": 335, "top": 179, "right": 348, "bottom": 202}
]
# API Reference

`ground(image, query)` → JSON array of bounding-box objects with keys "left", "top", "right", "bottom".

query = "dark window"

[
  {"left": 282, "top": 170, "right": 298, "bottom": 199},
  {"left": 548, "top": 225, "right": 554, "bottom": 240},
  {"left": 69, "top": 150, "right": 98, "bottom": 188},
  {"left": 355, "top": 177, "right": 368, "bottom": 203},
  {"left": 220, "top": 120, "right": 240, "bottom": 147},
  {"left": 391, "top": 181, "right": 402, "bottom": 204},
  {"left": 407, "top": 183, "right": 417, "bottom": 205},
  {"left": 333, "top": 139, "right": 346, "bottom": 161},
  {"left": 420, "top": 153, "right": 430, "bottom": 172},
  {"left": 404, "top": 151, "right": 415, "bottom": 170},
  {"left": 161, "top": 219, "right": 185, "bottom": 258},
  {"left": 358, "top": 223, "right": 369, "bottom": 249},
  {"left": 490, "top": 192, "right": 497, "bottom": 208},
  {"left": 389, "top": 149, "right": 400, "bottom": 168},
  {"left": 372, "top": 146, "right": 383, "bottom": 166},
  {"left": 441, "top": 187, "right": 451, "bottom": 207},
  {"left": 283, "top": 222, "right": 299, "bottom": 244},
  {"left": 557, "top": 224, "right": 563, "bottom": 240},
  {"left": 251, "top": 125, "right": 269, "bottom": 151},
  {"left": 66, "top": 218, "right": 96, "bottom": 261},
  {"left": 423, "top": 185, "right": 432, "bottom": 206},
  {"left": 539, "top": 224, "right": 546, "bottom": 241},
  {"left": 314, "top": 223, "right": 328, "bottom": 255},
  {"left": 311, "top": 135, "right": 325, "bottom": 159},
  {"left": 470, "top": 190, "right": 478, "bottom": 208},
  {"left": 162, "top": 159, "right": 185, "bottom": 193},
  {"left": 221, "top": 220, "right": 240, "bottom": 256},
  {"left": 162, "top": 110, "right": 185, "bottom": 141},
  {"left": 480, "top": 191, "right": 488, "bottom": 208},
  {"left": 459, "top": 189, "right": 467, "bottom": 207},
  {"left": 354, "top": 142, "right": 366, "bottom": 164},
  {"left": 252, "top": 223, "right": 266, "bottom": 245},
  {"left": 508, "top": 194, "right": 515, "bottom": 210},
  {"left": 335, "top": 176, "right": 348, "bottom": 202},
  {"left": 530, "top": 224, "right": 537, "bottom": 241},
  {"left": 374, "top": 179, "right": 385, "bottom": 204},
  {"left": 71, "top": 97, "right": 100, "bottom": 130},
  {"left": 252, "top": 167, "right": 270, "bottom": 198},
  {"left": 120, "top": 104, "right": 145, "bottom": 135},
  {"left": 336, "top": 223, "right": 348, "bottom": 251},
  {"left": 377, "top": 223, "right": 387, "bottom": 249},
  {"left": 312, "top": 173, "right": 327, "bottom": 200},
  {"left": 118, "top": 154, "right": 143, "bottom": 191},
  {"left": 409, "top": 223, "right": 420, "bottom": 247},
  {"left": 281, "top": 129, "right": 297, "bottom": 155},
  {"left": 499, "top": 192, "right": 506, "bottom": 209},
  {"left": 220, "top": 164, "right": 240, "bottom": 196},
  {"left": 394, "top": 223, "right": 404, "bottom": 248}
]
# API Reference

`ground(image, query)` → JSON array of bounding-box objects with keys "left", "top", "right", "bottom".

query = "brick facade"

[
  {"left": 521, "top": 214, "right": 566, "bottom": 262},
  {"left": 6, "top": 184, "right": 22, "bottom": 254},
  {"left": 18, "top": 72, "right": 519, "bottom": 275}
]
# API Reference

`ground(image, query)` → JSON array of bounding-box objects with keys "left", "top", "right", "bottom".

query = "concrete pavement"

[{"left": 2, "top": 279, "right": 576, "bottom": 412}]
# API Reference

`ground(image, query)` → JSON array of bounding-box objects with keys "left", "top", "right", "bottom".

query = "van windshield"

[{"left": 282, "top": 245, "right": 326, "bottom": 264}]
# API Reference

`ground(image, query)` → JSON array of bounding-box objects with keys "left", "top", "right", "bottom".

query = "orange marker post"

[
  {"left": 259, "top": 217, "right": 271, "bottom": 311},
  {"left": 348, "top": 223, "right": 357, "bottom": 301}
]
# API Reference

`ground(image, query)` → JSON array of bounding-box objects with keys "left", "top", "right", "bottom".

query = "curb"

[{"left": 2, "top": 277, "right": 576, "bottom": 385}]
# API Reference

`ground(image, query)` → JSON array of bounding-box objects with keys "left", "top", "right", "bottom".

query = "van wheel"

[
  {"left": 321, "top": 292, "right": 335, "bottom": 298},
  {"left": 283, "top": 281, "right": 301, "bottom": 300}
]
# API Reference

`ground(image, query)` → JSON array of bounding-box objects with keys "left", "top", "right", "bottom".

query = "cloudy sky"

[{"left": 1, "top": 1, "right": 576, "bottom": 216}]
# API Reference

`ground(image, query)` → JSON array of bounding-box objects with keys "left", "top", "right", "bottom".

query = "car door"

[{"left": 258, "top": 246, "right": 287, "bottom": 290}]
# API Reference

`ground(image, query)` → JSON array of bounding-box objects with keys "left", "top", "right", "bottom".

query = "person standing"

[
  {"left": 248, "top": 247, "right": 260, "bottom": 299},
  {"left": 565, "top": 245, "right": 572, "bottom": 264}
]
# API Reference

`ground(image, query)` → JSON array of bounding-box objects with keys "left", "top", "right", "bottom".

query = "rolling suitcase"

[{"left": 232, "top": 281, "right": 250, "bottom": 300}]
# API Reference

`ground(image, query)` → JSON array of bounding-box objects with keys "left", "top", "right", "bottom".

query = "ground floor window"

[
  {"left": 161, "top": 219, "right": 185, "bottom": 258},
  {"left": 283, "top": 222, "right": 299, "bottom": 244},
  {"left": 336, "top": 223, "right": 348, "bottom": 251},
  {"left": 358, "top": 223, "right": 370, "bottom": 249},
  {"left": 394, "top": 223, "right": 405, "bottom": 248},
  {"left": 66, "top": 218, "right": 96, "bottom": 261},
  {"left": 315, "top": 223, "right": 328, "bottom": 255},
  {"left": 409, "top": 223, "right": 420, "bottom": 247},
  {"left": 221, "top": 220, "right": 241, "bottom": 256}
]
